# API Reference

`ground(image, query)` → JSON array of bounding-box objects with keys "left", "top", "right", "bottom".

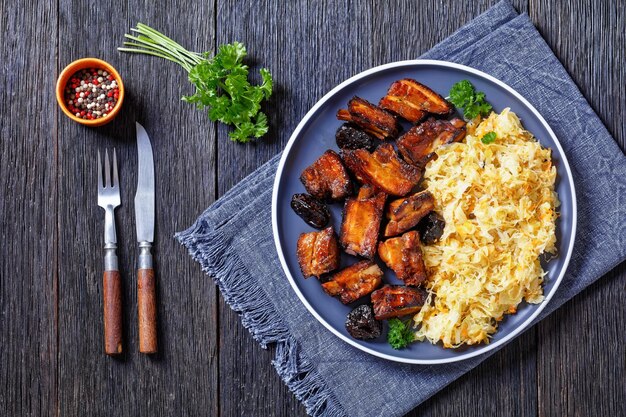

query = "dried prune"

[
  {"left": 345, "top": 304, "right": 382, "bottom": 340},
  {"left": 418, "top": 211, "right": 445, "bottom": 245},
  {"left": 291, "top": 193, "right": 330, "bottom": 228},
  {"left": 335, "top": 124, "right": 376, "bottom": 151}
]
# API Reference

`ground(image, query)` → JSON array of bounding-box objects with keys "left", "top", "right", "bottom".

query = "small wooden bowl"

[{"left": 56, "top": 58, "right": 125, "bottom": 127}]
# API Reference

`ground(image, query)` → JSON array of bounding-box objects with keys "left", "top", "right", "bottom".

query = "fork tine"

[
  {"left": 97, "top": 150, "right": 103, "bottom": 192},
  {"left": 104, "top": 149, "right": 111, "bottom": 188},
  {"left": 112, "top": 148, "right": 119, "bottom": 188}
]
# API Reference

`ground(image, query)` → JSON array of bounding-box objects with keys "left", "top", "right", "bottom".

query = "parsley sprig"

[
  {"left": 387, "top": 318, "right": 415, "bottom": 349},
  {"left": 481, "top": 131, "right": 497, "bottom": 144},
  {"left": 119, "top": 24, "right": 273, "bottom": 143},
  {"left": 449, "top": 80, "right": 492, "bottom": 121}
]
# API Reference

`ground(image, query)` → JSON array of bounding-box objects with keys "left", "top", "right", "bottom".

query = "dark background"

[{"left": 1, "top": 0, "right": 624, "bottom": 416}]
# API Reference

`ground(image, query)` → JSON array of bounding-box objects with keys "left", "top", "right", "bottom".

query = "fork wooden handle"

[
  {"left": 138, "top": 268, "right": 158, "bottom": 353},
  {"left": 103, "top": 270, "right": 123, "bottom": 355}
]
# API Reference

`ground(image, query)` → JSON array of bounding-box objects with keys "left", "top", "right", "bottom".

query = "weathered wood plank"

[
  {"left": 417, "top": 333, "right": 538, "bottom": 417},
  {"left": 55, "top": 1, "right": 218, "bottom": 416},
  {"left": 214, "top": 1, "right": 377, "bottom": 414},
  {"left": 536, "top": 268, "right": 626, "bottom": 417},
  {"left": 1, "top": 0, "right": 624, "bottom": 416},
  {"left": 530, "top": 0, "right": 625, "bottom": 150},
  {"left": 0, "top": 2, "right": 58, "bottom": 416},
  {"left": 529, "top": 1, "right": 626, "bottom": 416}
]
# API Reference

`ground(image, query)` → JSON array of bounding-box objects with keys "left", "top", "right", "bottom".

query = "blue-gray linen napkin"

[{"left": 176, "top": 1, "right": 626, "bottom": 416}]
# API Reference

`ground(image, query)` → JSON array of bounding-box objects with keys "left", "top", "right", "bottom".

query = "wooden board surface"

[
  {"left": 0, "top": 0, "right": 624, "bottom": 416},
  {"left": 55, "top": 2, "right": 218, "bottom": 416}
]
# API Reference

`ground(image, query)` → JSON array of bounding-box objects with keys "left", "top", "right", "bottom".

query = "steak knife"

[{"left": 134, "top": 122, "right": 158, "bottom": 354}]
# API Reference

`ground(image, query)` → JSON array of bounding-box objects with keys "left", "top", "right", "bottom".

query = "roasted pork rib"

[
  {"left": 340, "top": 185, "right": 386, "bottom": 259},
  {"left": 322, "top": 260, "right": 383, "bottom": 304},
  {"left": 371, "top": 285, "right": 428, "bottom": 320},
  {"left": 384, "top": 190, "right": 434, "bottom": 237},
  {"left": 300, "top": 149, "right": 352, "bottom": 201},
  {"left": 337, "top": 97, "right": 399, "bottom": 140},
  {"left": 397, "top": 117, "right": 466, "bottom": 167},
  {"left": 378, "top": 231, "right": 428, "bottom": 286},
  {"left": 297, "top": 226, "right": 340, "bottom": 278},
  {"left": 379, "top": 79, "right": 453, "bottom": 122},
  {"left": 342, "top": 143, "right": 421, "bottom": 196}
]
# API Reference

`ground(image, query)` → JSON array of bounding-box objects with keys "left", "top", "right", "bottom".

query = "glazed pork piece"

[
  {"left": 371, "top": 285, "right": 428, "bottom": 320},
  {"left": 297, "top": 226, "right": 340, "bottom": 278},
  {"left": 337, "top": 97, "right": 399, "bottom": 140},
  {"left": 379, "top": 79, "right": 453, "bottom": 122},
  {"left": 384, "top": 190, "right": 434, "bottom": 237},
  {"left": 397, "top": 117, "right": 466, "bottom": 167},
  {"left": 340, "top": 185, "right": 386, "bottom": 259},
  {"left": 300, "top": 149, "right": 352, "bottom": 201},
  {"left": 321, "top": 260, "right": 383, "bottom": 304},
  {"left": 342, "top": 143, "right": 421, "bottom": 196},
  {"left": 378, "top": 231, "right": 428, "bottom": 286}
]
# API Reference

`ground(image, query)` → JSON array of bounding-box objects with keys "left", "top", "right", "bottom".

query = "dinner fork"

[{"left": 97, "top": 149, "right": 123, "bottom": 355}]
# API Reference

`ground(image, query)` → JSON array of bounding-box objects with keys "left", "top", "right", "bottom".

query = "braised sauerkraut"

[{"left": 414, "top": 108, "right": 559, "bottom": 348}]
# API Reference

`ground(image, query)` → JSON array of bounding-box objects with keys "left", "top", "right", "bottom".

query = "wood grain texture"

[
  {"left": 215, "top": 1, "right": 377, "bottom": 415},
  {"left": 137, "top": 268, "right": 158, "bottom": 354},
  {"left": 213, "top": 1, "right": 536, "bottom": 416},
  {"left": 55, "top": 0, "right": 218, "bottom": 416},
  {"left": 0, "top": 0, "right": 624, "bottom": 416},
  {"left": 103, "top": 270, "right": 124, "bottom": 355},
  {"left": 0, "top": 1, "right": 58, "bottom": 416},
  {"left": 529, "top": 1, "right": 626, "bottom": 416}
]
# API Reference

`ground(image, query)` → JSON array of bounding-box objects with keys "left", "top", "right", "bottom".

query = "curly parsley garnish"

[
  {"left": 387, "top": 318, "right": 415, "bottom": 349},
  {"left": 481, "top": 131, "right": 497, "bottom": 144},
  {"left": 449, "top": 80, "right": 493, "bottom": 121},
  {"left": 119, "top": 24, "right": 273, "bottom": 143}
]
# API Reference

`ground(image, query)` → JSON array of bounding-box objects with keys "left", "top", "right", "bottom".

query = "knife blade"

[
  {"left": 134, "top": 122, "right": 158, "bottom": 354},
  {"left": 135, "top": 122, "right": 155, "bottom": 243}
]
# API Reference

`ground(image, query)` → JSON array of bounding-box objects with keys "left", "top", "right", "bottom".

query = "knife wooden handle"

[
  {"left": 138, "top": 268, "right": 158, "bottom": 353},
  {"left": 103, "top": 270, "right": 123, "bottom": 355}
]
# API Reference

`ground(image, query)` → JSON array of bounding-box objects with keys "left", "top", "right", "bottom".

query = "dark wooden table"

[{"left": 2, "top": 0, "right": 624, "bottom": 415}]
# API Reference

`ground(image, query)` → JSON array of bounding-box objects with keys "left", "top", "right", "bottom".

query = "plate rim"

[{"left": 271, "top": 59, "right": 577, "bottom": 364}]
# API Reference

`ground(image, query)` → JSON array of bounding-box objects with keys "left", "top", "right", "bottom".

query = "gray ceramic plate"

[{"left": 272, "top": 60, "right": 576, "bottom": 364}]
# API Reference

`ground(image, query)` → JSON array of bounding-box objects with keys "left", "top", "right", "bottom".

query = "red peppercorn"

[{"left": 63, "top": 67, "right": 121, "bottom": 121}]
